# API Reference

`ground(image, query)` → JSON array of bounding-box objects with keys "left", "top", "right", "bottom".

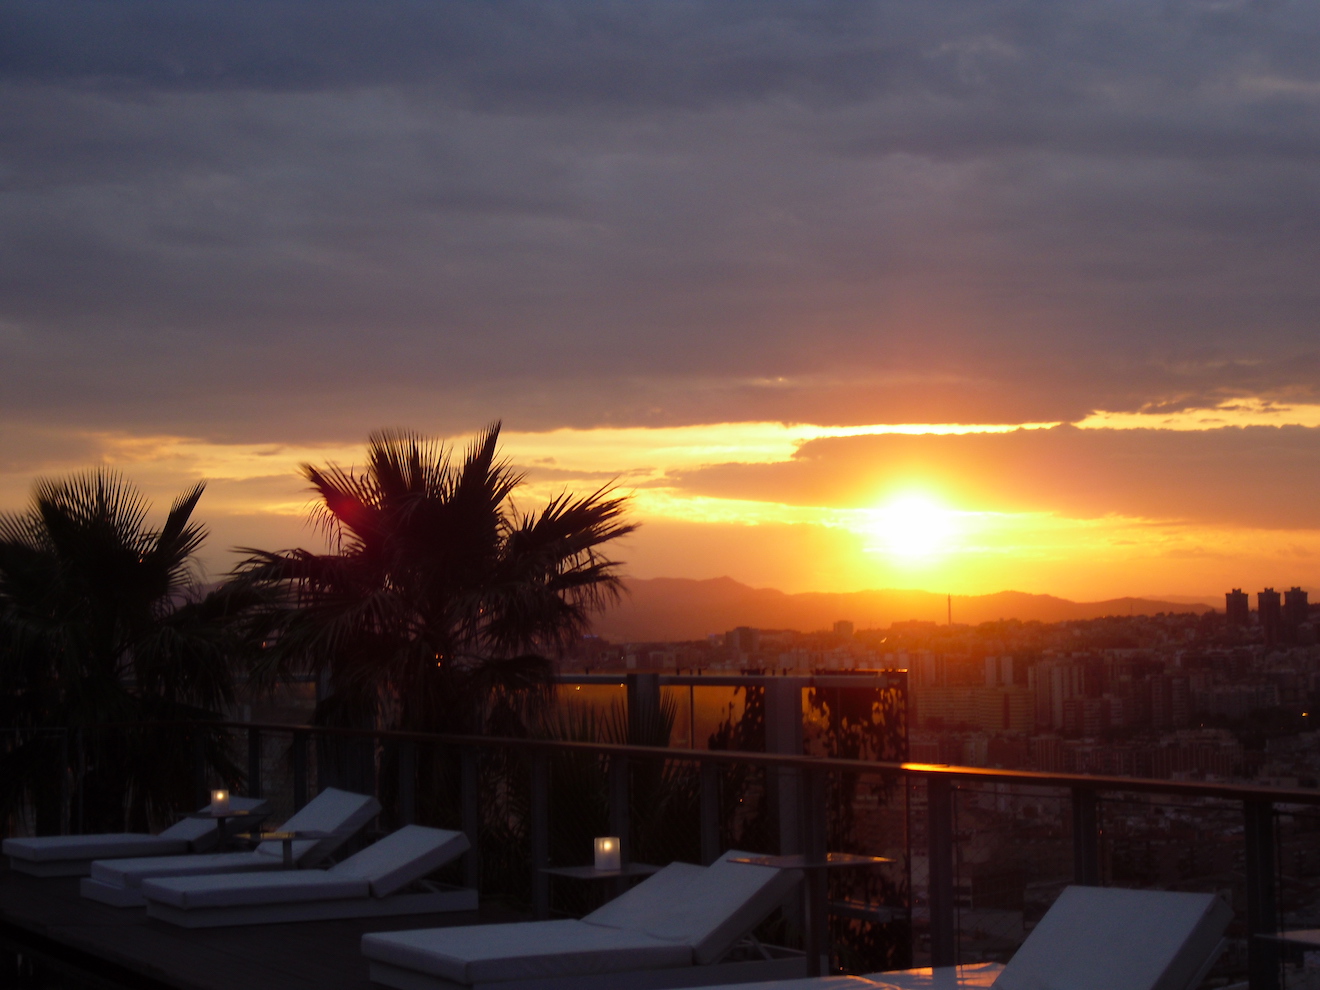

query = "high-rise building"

[
  {"left": 984, "top": 655, "right": 1014, "bottom": 688},
  {"left": 1150, "top": 674, "right": 1191, "bottom": 729},
  {"left": 1030, "top": 659, "right": 1085, "bottom": 730},
  {"left": 832, "top": 619, "right": 855, "bottom": 639},
  {"left": 724, "top": 626, "right": 759, "bottom": 659},
  {"left": 1225, "top": 589, "right": 1250, "bottom": 626},
  {"left": 1284, "top": 587, "right": 1309, "bottom": 634},
  {"left": 1259, "top": 588, "right": 1282, "bottom": 644}
]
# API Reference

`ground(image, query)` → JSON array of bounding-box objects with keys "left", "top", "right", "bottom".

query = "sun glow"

[{"left": 864, "top": 492, "right": 961, "bottom": 560}]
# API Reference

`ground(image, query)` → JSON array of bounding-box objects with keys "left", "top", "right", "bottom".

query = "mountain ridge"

[{"left": 589, "top": 576, "right": 1218, "bottom": 642}]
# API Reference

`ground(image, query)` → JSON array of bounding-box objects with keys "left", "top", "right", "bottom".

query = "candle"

[
  {"left": 210, "top": 789, "right": 230, "bottom": 814},
  {"left": 594, "top": 836, "right": 621, "bottom": 872}
]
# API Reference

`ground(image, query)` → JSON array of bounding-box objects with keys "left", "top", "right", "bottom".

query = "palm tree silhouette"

[
  {"left": 234, "top": 423, "right": 634, "bottom": 736},
  {"left": 0, "top": 471, "right": 247, "bottom": 832}
]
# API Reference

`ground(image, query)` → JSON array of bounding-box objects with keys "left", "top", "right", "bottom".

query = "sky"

[{"left": 2, "top": 1, "right": 1319, "bottom": 602}]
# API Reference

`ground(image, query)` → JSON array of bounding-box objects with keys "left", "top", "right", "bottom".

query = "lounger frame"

[
  {"left": 145, "top": 884, "right": 478, "bottom": 928},
  {"left": 14, "top": 852, "right": 184, "bottom": 879},
  {"left": 5, "top": 797, "right": 268, "bottom": 877},
  {"left": 79, "top": 852, "right": 280, "bottom": 907},
  {"left": 367, "top": 955, "right": 806, "bottom": 990}
]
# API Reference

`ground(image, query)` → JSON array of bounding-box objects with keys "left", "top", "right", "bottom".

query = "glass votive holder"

[{"left": 594, "top": 836, "right": 621, "bottom": 871}]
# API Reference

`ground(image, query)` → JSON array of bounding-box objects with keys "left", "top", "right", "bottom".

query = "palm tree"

[
  {"left": 234, "top": 423, "right": 635, "bottom": 737},
  {"left": 0, "top": 471, "right": 247, "bottom": 833}
]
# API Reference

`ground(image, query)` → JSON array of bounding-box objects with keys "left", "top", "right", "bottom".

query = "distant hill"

[{"left": 589, "top": 576, "right": 1218, "bottom": 642}]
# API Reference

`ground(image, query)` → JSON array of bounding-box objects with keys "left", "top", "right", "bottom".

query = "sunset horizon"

[
  {"left": 2, "top": 414, "right": 1315, "bottom": 606},
  {"left": 3, "top": 1, "right": 1319, "bottom": 609}
]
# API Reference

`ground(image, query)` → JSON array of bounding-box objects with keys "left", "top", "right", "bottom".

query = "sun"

[{"left": 864, "top": 492, "right": 959, "bottom": 560}]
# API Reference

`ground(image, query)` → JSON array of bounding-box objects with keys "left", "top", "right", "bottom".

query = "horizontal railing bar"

[
  {"left": 557, "top": 672, "right": 904, "bottom": 687},
  {"left": 38, "top": 719, "right": 1320, "bottom": 806}
]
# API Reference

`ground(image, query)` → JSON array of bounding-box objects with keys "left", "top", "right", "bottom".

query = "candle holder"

[
  {"left": 210, "top": 789, "right": 230, "bottom": 814},
  {"left": 594, "top": 836, "right": 621, "bottom": 872}
]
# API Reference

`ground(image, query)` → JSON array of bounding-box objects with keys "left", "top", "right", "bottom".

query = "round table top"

[
  {"left": 233, "top": 829, "right": 331, "bottom": 841},
  {"left": 728, "top": 852, "right": 892, "bottom": 869},
  {"left": 186, "top": 809, "right": 265, "bottom": 819}
]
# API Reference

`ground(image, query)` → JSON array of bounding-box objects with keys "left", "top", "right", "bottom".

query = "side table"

[
  {"left": 729, "top": 852, "right": 891, "bottom": 976},
  {"left": 537, "top": 862, "right": 662, "bottom": 918},
  {"left": 185, "top": 809, "right": 267, "bottom": 853},
  {"left": 233, "top": 829, "right": 331, "bottom": 869}
]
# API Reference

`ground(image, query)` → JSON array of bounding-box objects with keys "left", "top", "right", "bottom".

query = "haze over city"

[{"left": 3, "top": 2, "right": 1319, "bottom": 606}]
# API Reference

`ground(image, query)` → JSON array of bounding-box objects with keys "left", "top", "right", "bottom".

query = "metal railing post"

[
  {"left": 626, "top": 673, "right": 662, "bottom": 745},
  {"left": 59, "top": 729, "right": 70, "bottom": 836},
  {"left": 766, "top": 678, "right": 805, "bottom": 856},
  {"left": 462, "top": 746, "right": 480, "bottom": 890},
  {"left": 292, "top": 730, "right": 308, "bottom": 811},
  {"left": 927, "top": 775, "right": 956, "bottom": 969},
  {"left": 398, "top": 741, "right": 416, "bottom": 825},
  {"left": 247, "top": 727, "right": 263, "bottom": 799},
  {"left": 700, "top": 761, "right": 720, "bottom": 866},
  {"left": 609, "top": 753, "right": 631, "bottom": 896},
  {"left": 1071, "top": 787, "right": 1099, "bottom": 886},
  {"left": 803, "top": 767, "right": 830, "bottom": 976},
  {"left": 531, "top": 751, "right": 550, "bottom": 919},
  {"left": 1245, "top": 800, "right": 1280, "bottom": 990},
  {"left": 75, "top": 728, "right": 85, "bottom": 834},
  {"left": 193, "top": 732, "right": 208, "bottom": 808}
]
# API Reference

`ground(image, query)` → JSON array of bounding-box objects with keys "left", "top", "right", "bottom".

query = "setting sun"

[{"left": 864, "top": 492, "right": 960, "bottom": 561}]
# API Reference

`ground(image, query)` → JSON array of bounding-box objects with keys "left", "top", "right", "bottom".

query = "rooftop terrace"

[{"left": 5, "top": 675, "right": 1320, "bottom": 990}]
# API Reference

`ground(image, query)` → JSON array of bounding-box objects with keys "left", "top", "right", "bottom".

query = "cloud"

[
  {"left": 666, "top": 424, "right": 1320, "bottom": 530},
  {"left": 2, "top": 1, "right": 1320, "bottom": 443}
]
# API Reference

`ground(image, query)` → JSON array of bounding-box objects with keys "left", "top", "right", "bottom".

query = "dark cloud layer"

[
  {"left": 669, "top": 425, "right": 1320, "bottom": 529},
  {"left": 3, "top": 2, "right": 1320, "bottom": 439}
]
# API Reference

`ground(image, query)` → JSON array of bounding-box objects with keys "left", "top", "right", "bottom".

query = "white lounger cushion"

[
  {"left": 4, "top": 796, "right": 267, "bottom": 863},
  {"left": 142, "top": 869, "right": 370, "bottom": 909},
  {"left": 364, "top": 919, "right": 692, "bottom": 984},
  {"left": 91, "top": 849, "right": 273, "bottom": 889},
  {"left": 5, "top": 833, "right": 189, "bottom": 863},
  {"left": 687, "top": 888, "right": 1230, "bottom": 990},
  {"left": 140, "top": 824, "right": 470, "bottom": 911},
  {"left": 253, "top": 787, "right": 381, "bottom": 865},
  {"left": 327, "top": 825, "right": 469, "bottom": 897},
  {"left": 991, "top": 885, "right": 1231, "bottom": 990},
  {"left": 87, "top": 787, "right": 381, "bottom": 890},
  {"left": 584, "top": 850, "right": 799, "bottom": 964},
  {"left": 580, "top": 861, "right": 705, "bottom": 930},
  {"left": 361, "top": 850, "right": 798, "bottom": 985}
]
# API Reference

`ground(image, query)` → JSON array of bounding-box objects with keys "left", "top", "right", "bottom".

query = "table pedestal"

[{"left": 729, "top": 852, "right": 891, "bottom": 976}]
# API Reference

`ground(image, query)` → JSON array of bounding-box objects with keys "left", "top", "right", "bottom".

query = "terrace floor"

[{"left": 0, "top": 863, "right": 525, "bottom": 990}]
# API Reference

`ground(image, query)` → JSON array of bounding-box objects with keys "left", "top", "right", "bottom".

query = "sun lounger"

[
  {"left": 361, "top": 849, "right": 804, "bottom": 990},
  {"left": 79, "top": 786, "right": 381, "bottom": 907},
  {"left": 3, "top": 796, "right": 268, "bottom": 877},
  {"left": 867, "top": 885, "right": 1230, "bottom": 990},
  {"left": 683, "top": 885, "right": 1233, "bottom": 990},
  {"left": 140, "top": 824, "right": 476, "bottom": 927}
]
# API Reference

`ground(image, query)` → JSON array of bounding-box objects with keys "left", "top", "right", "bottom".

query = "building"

[
  {"left": 833, "top": 619, "right": 855, "bottom": 639},
  {"left": 1284, "top": 588, "right": 1309, "bottom": 642},
  {"left": 724, "top": 626, "right": 759, "bottom": 659},
  {"left": 1150, "top": 673, "right": 1191, "bottom": 729},
  {"left": 984, "top": 654, "right": 1014, "bottom": 688},
  {"left": 1030, "top": 659, "right": 1085, "bottom": 730},
  {"left": 1259, "top": 588, "right": 1282, "bottom": 644},
  {"left": 911, "top": 685, "right": 1033, "bottom": 734},
  {"left": 1225, "top": 588, "right": 1250, "bottom": 626}
]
